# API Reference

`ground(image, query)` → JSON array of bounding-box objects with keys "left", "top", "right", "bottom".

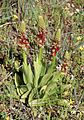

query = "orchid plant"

[{"left": 14, "top": 48, "right": 70, "bottom": 107}]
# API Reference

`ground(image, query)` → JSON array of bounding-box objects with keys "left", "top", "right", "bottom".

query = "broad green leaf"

[
  {"left": 23, "top": 66, "right": 29, "bottom": 84},
  {"left": 26, "top": 83, "right": 32, "bottom": 91},
  {"left": 23, "top": 63, "right": 33, "bottom": 84},
  {"left": 47, "top": 57, "right": 56, "bottom": 73},
  {"left": 39, "top": 57, "right": 56, "bottom": 88},
  {"left": 52, "top": 71, "right": 62, "bottom": 82},
  {"left": 43, "top": 82, "right": 57, "bottom": 100},
  {"left": 40, "top": 63, "right": 46, "bottom": 76},
  {"left": 15, "top": 73, "right": 21, "bottom": 87},
  {"left": 23, "top": 53, "right": 33, "bottom": 84},
  {"left": 28, "top": 64, "right": 33, "bottom": 84},
  {"left": 28, "top": 88, "right": 36, "bottom": 103},
  {"left": 19, "top": 85, "right": 28, "bottom": 95},
  {"left": 47, "top": 88, "right": 57, "bottom": 96},
  {"left": 23, "top": 51, "right": 27, "bottom": 65},
  {"left": 21, "top": 91, "right": 30, "bottom": 99},
  {"left": 39, "top": 72, "right": 53, "bottom": 87},
  {"left": 29, "top": 98, "right": 45, "bottom": 107},
  {"left": 34, "top": 59, "right": 42, "bottom": 88},
  {"left": 40, "top": 85, "right": 47, "bottom": 93},
  {"left": 14, "top": 74, "right": 23, "bottom": 96}
]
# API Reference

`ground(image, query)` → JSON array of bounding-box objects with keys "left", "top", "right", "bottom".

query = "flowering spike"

[
  {"left": 36, "top": 30, "right": 47, "bottom": 47},
  {"left": 20, "top": 20, "right": 26, "bottom": 33},
  {"left": 17, "top": 34, "right": 30, "bottom": 48},
  {"left": 51, "top": 42, "right": 60, "bottom": 57},
  {"left": 38, "top": 16, "right": 46, "bottom": 29},
  {"left": 55, "top": 28, "right": 61, "bottom": 42}
]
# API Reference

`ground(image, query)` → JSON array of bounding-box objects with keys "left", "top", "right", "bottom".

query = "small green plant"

[{"left": 14, "top": 48, "right": 69, "bottom": 107}]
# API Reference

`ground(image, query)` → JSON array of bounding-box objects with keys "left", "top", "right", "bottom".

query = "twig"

[{"left": 0, "top": 22, "right": 16, "bottom": 28}]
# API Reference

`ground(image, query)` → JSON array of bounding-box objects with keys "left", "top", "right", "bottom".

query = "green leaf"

[
  {"left": 43, "top": 82, "right": 57, "bottom": 100},
  {"left": 21, "top": 91, "right": 30, "bottom": 99},
  {"left": 47, "top": 57, "right": 56, "bottom": 73},
  {"left": 26, "top": 83, "right": 32, "bottom": 91},
  {"left": 29, "top": 98, "right": 45, "bottom": 107},
  {"left": 23, "top": 56, "right": 33, "bottom": 84},
  {"left": 39, "top": 60, "right": 56, "bottom": 87},
  {"left": 39, "top": 72, "right": 53, "bottom": 87},
  {"left": 19, "top": 85, "right": 28, "bottom": 95},
  {"left": 15, "top": 73, "right": 21, "bottom": 87},
  {"left": 23, "top": 52, "right": 27, "bottom": 65},
  {"left": 40, "top": 63, "right": 46, "bottom": 76},
  {"left": 23, "top": 63, "right": 33, "bottom": 84},
  {"left": 34, "top": 58, "right": 42, "bottom": 88},
  {"left": 28, "top": 88, "right": 36, "bottom": 103},
  {"left": 52, "top": 71, "right": 62, "bottom": 82},
  {"left": 16, "top": 88, "right": 21, "bottom": 96},
  {"left": 40, "top": 85, "right": 47, "bottom": 93},
  {"left": 23, "top": 72, "right": 27, "bottom": 85},
  {"left": 38, "top": 47, "right": 43, "bottom": 63},
  {"left": 28, "top": 64, "right": 33, "bottom": 84}
]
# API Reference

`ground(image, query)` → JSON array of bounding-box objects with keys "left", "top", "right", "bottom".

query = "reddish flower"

[
  {"left": 17, "top": 33, "right": 30, "bottom": 48},
  {"left": 36, "top": 30, "right": 47, "bottom": 47},
  {"left": 51, "top": 42, "right": 60, "bottom": 56},
  {"left": 56, "top": 46, "right": 60, "bottom": 51},
  {"left": 61, "top": 60, "right": 68, "bottom": 72}
]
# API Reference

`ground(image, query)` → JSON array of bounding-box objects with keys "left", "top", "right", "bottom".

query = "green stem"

[{"left": 38, "top": 47, "right": 43, "bottom": 63}]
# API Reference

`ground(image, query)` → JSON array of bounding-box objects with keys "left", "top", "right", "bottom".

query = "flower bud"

[
  {"left": 20, "top": 20, "right": 26, "bottom": 33},
  {"left": 65, "top": 51, "right": 71, "bottom": 60},
  {"left": 12, "top": 14, "right": 18, "bottom": 21},
  {"left": 55, "top": 28, "right": 61, "bottom": 42},
  {"left": 38, "top": 16, "right": 46, "bottom": 29}
]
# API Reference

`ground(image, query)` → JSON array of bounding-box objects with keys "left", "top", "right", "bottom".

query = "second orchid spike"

[{"left": 55, "top": 28, "right": 61, "bottom": 42}]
